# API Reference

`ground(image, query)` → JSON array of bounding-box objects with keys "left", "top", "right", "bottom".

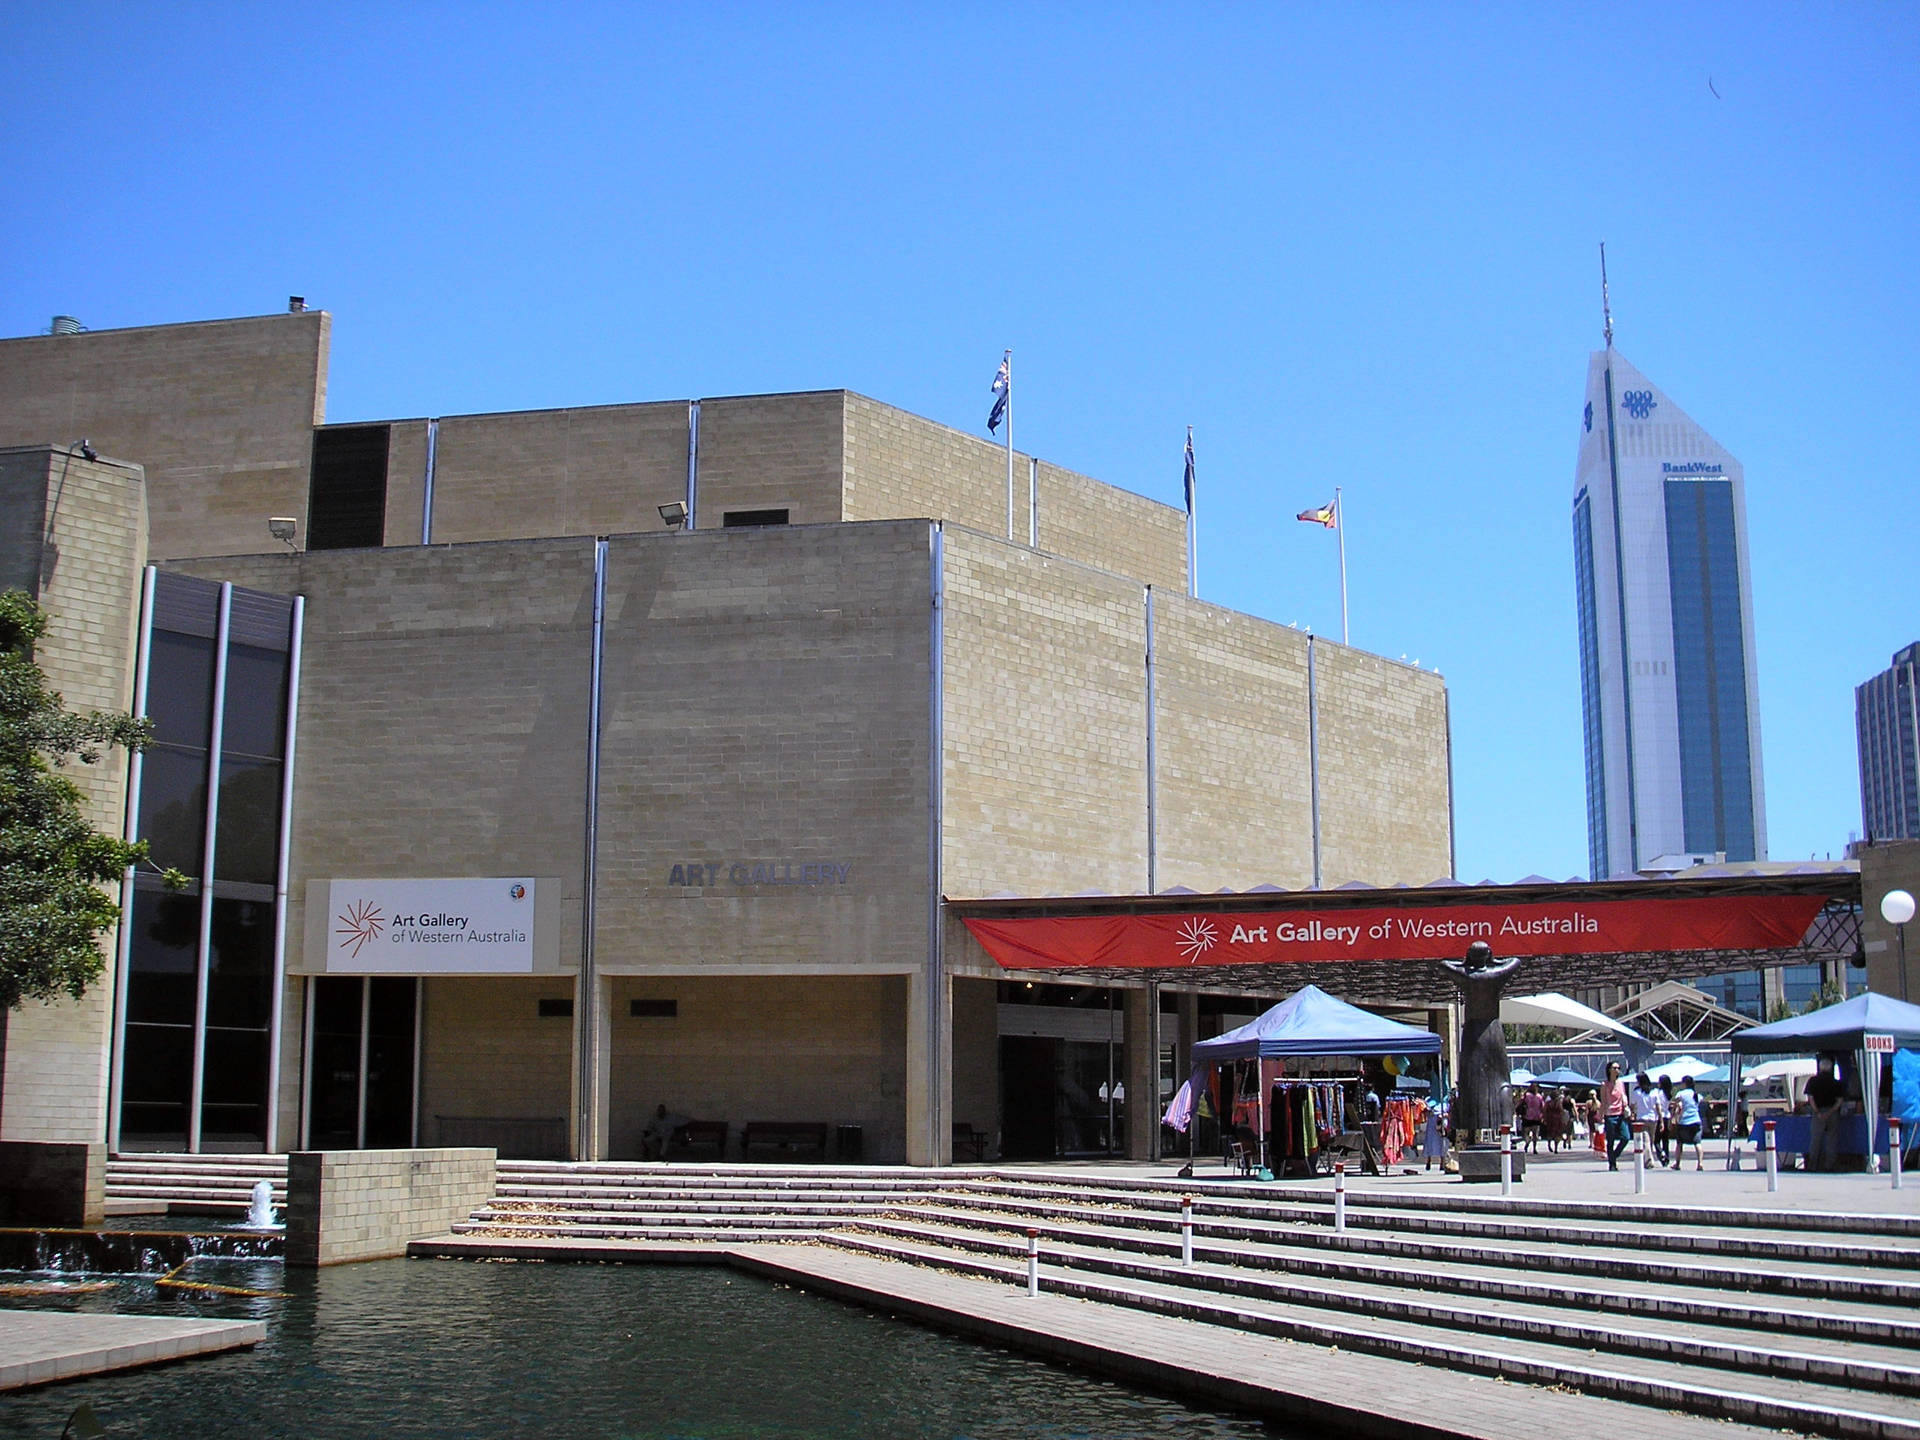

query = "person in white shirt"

[{"left": 1629, "top": 1072, "right": 1664, "bottom": 1164}]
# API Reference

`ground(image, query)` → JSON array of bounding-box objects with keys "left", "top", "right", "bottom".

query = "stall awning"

[
  {"left": 1730, "top": 992, "right": 1920, "bottom": 1056},
  {"left": 1189, "top": 985, "right": 1441, "bottom": 1063}
]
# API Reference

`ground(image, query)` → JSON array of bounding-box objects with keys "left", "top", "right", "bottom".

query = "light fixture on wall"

[
  {"left": 658, "top": 501, "right": 688, "bottom": 529},
  {"left": 268, "top": 516, "right": 298, "bottom": 550}
]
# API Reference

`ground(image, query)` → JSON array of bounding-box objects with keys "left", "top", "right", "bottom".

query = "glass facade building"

[
  {"left": 1856, "top": 642, "right": 1920, "bottom": 842},
  {"left": 1571, "top": 348, "right": 1767, "bottom": 879}
]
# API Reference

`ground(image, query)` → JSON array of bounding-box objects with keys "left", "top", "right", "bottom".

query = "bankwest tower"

[{"left": 0, "top": 309, "right": 1452, "bottom": 1165}]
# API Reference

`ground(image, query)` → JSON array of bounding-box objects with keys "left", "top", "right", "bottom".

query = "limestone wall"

[
  {"left": 285, "top": 1147, "right": 495, "bottom": 1266},
  {"left": 0, "top": 448, "right": 147, "bottom": 1143},
  {"left": 696, "top": 392, "right": 845, "bottom": 527},
  {"left": 0, "top": 314, "right": 327, "bottom": 562},
  {"left": 417, "top": 977, "right": 576, "bottom": 1144}
]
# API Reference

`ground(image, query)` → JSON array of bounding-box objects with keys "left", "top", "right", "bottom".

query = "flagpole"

[
  {"left": 1004, "top": 349, "right": 1014, "bottom": 541},
  {"left": 1336, "top": 486, "right": 1348, "bottom": 645},
  {"left": 1186, "top": 427, "right": 1197, "bottom": 598}
]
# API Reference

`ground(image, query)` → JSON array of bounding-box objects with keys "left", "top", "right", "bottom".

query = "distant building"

[
  {"left": 1572, "top": 345, "right": 1767, "bottom": 879},
  {"left": 1857, "top": 642, "right": 1920, "bottom": 841}
]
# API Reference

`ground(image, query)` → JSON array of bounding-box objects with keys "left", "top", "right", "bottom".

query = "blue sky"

[{"left": 4, "top": 5, "right": 1915, "bottom": 883}]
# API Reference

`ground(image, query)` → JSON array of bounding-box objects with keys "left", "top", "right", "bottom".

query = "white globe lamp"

[{"left": 1883, "top": 889, "right": 1916, "bottom": 1004}]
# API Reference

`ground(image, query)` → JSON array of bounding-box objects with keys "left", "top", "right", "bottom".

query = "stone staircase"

[
  {"left": 105, "top": 1153, "right": 289, "bottom": 1216},
  {"left": 438, "top": 1163, "right": 1920, "bottom": 1440}
]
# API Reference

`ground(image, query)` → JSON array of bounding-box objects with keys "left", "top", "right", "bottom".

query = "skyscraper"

[
  {"left": 1572, "top": 343, "right": 1767, "bottom": 878},
  {"left": 1857, "top": 642, "right": 1920, "bottom": 841}
]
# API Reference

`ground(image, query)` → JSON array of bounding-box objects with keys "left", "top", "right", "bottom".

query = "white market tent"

[
  {"left": 1644, "top": 1055, "right": 1715, "bottom": 1085},
  {"left": 1742, "top": 1057, "right": 1817, "bottom": 1086}
]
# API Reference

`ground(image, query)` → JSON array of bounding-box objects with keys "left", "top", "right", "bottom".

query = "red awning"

[{"left": 963, "top": 894, "right": 1829, "bottom": 973}]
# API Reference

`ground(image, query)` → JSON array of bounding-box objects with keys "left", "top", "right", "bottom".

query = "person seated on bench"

[{"left": 640, "top": 1104, "right": 689, "bottom": 1160}]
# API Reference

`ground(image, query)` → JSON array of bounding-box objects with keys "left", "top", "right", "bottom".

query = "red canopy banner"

[{"left": 961, "top": 894, "right": 1829, "bottom": 972}]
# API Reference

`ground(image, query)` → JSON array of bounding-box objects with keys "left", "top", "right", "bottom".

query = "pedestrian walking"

[
  {"left": 1521, "top": 1081, "right": 1546, "bottom": 1153},
  {"left": 1630, "top": 1072, "right": 1664, "bottom": 1165},
  {"left": 1598, "top": 1061, "right": 1632, "bottom": 1170},
  {"left": 1672, "top": 1075, "right": 1706, "bottom": 1170}
]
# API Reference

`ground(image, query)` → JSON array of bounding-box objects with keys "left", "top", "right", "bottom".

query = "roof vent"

[{"left": 50, "top": 315, "right": 83, "bottom": 335}]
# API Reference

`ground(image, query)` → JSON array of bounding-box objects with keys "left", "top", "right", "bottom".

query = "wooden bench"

[
  {"left": 666, "top": 1120, "right": 728, "bottom": 1160},
  {"left": 740, "top": 1121, "right": 829, "bottom": 1160},
  {"left": 951, "top": 1122, "right": 989, "bottom": 1161}
]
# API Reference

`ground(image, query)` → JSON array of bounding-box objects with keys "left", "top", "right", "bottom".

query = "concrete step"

[
  {"left": 833, "top": 1232, "right": 1920, "bottom": 1440},
  {"left": 849, "top": 1214, "right": 1920, "bottom": 1393}
]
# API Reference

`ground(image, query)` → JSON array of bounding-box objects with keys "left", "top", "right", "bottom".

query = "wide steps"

[{"left": 837, "top": 1231, "right": 1920, "bottom": 1440}]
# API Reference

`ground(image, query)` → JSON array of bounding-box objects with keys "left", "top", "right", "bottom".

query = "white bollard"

[
  {"left": 1026, "top": 1227, "right": 1040, "bottom": 1296},
  {"left": 1633, "top": 1124, "right": 1647, "bottom": 1195},
  {"left": 1499, "top": 1125, "right": 1513, "bottom": 1196},
  {"left": 1764, "top": 1120, "right": 1778, "bottom": 1193},
  {"left": 1180, "top": 1195, "right": 1194, "bottom": 1266},
  {"left": 1893, "top": 1119, "right": 1904, "bottom": 1192},
  {"left": 1334, "top": 1164, "right": 1347, "bottom": 1234}
]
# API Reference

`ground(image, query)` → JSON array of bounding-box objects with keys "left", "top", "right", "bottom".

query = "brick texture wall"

[
  {"left": 1314, "top": 642, "right": 1453, "bottom": 886},
  {"left": 285, "top": 1146, "right": 495, "bottom": 1266},
  {"left": 0, "top": 448, "right": 146, "bottom": 1143},
  {"left": 696, "top": 392, "right": 845, "bottom": 527},
  {"left": 940, "top": 527, "right": 1149, "bottom": 898},
  {"left": 418, "top": 978, "right": 576, "bottom": 1140},
  {"left": 425, "top": 403, "right": 690, "bottom": 544},
  {"left": 1153, "top": 591, "right": 1315, "bottom": 891},
  {"left": 0, "top": 315, "right": 327, "bottom": 562}
]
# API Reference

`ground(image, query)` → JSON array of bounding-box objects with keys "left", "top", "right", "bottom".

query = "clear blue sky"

[{"left": 5, "top": 6, "right": 1915, "bottom": 884}]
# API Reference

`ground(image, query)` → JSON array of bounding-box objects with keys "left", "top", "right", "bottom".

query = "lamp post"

[{"left": 1883, "top": 889, "right": 1916, "bottom": 1004}]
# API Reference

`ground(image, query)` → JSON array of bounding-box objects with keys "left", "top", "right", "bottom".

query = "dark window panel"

[
  {"left": 214, "top": 758, "right": 282, "bottom": 885},
  {"left": 126, "top": 890, "right": 201, "bottom": 1025},
  {"left": 120, "top": 1023, "right": 193, "bottom": 1141},
  {"left": 207, "top": 897, "right": 275, "bottom": 1029},
  {"left": 312, "top": 976, "right": 363, "bottom": 1037},
  {"left": 369, "top": 978, "right": 418, "bottom": 1039},
  {"left": 308, "top": 425, "right": 390, "bottom": 550},
  {"left": 138, "top": 745, "right": 208, "bottom": 873},
  {"left": 200, "top": 1027, "right": 269, "bottom": 1143},
  {"left": 145, "top": 631, "right": 215, "bottom": 748},
  {"left": 220, "top": 643, "right": 290, "bottom": 759},
  {"left": 722, "top": 508, "right": 789, "bottom": 528}
]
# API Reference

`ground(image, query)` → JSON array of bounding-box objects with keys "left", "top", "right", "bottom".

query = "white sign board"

[
  {"left": 1865, "top": 1033, "right": 1896, "bottom": 1054},
  {"left": 323, "top": 878, "right": 536, "bottom": 974}
]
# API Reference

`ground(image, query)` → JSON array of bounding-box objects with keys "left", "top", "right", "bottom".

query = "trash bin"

[{"left": 835, "top": 1124, "right": 863, "bottom": 1161}]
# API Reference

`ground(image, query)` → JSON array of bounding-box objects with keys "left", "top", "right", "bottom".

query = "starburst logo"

[
  {"left": 1175, "top": 917, "right": 1218, "bottom": 963},
  {"left": 335, "top": 900, "right": 385, "bottom": 958}
]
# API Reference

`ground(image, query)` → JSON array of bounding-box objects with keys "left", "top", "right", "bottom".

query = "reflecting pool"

[{"left": 1, "top": 1259, "right": 1290, "bottom": 1438}]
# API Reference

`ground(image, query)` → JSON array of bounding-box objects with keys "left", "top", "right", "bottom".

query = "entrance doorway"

[{"left": 304, "top": 977, "right": 419, "bottom": 1149}]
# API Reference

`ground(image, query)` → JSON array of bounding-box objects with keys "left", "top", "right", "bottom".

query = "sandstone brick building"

[{"left": 0, "top": 310, "right": 1453, "bottom": 1164}]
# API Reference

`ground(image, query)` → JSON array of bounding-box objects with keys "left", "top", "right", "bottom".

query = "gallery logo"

[
  {"left": 335, "top": 899, "right": 385, "bottom": 958},
  {"left": 508, "top": 884, "right": 526, "bottom": 901},
  {"left": 1176, "top": 917, "right": 1219, "bottom": 963},
  {"left": 1620, "top": 390, "right": 1657, "bottom": 420}
]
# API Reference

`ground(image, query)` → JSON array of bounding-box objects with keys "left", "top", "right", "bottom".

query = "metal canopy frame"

[{"left": 949, "top": 876, "right": 1862, "bottom": 1009}]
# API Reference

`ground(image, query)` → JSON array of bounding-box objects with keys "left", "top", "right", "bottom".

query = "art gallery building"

[{"left": 0, "top": 310, "right": 1457, "bottom": 1165}]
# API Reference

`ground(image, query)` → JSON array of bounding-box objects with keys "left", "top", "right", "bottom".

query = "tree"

[{"left": 0, "top": 589, "right": 156, "bottom": 1011}]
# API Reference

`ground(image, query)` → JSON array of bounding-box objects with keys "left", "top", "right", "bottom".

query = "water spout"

[{"left": 246, "top": 1179, "right": 281, "bottom": 1230}]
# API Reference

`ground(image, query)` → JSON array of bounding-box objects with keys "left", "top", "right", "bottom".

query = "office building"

[
  {"left": 1572, "top": 345, "right": 1767, "bottom": 879},
  {"left": 1857, "top": 643, "right": 1920, "bottom": 842}
]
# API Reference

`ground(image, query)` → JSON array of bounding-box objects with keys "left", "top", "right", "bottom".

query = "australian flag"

[
  {"left": 1183, "top": 429, "right": 1195, "bottom": 514},
  {"left": 987, "top": 354, "right": 1009, "bottom": 434}
]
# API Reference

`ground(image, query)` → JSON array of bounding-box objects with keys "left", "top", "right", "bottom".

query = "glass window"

[
  {"left": 138, "top": 746, "right": 208, "bottom": 874},
  {"left": 125, "top": 889, "right": 201, "bottom": 1026},
  {"left": 309, "top": 977, "right": 365, "bottom": 1150},
  {"left": 145, "top": 631, "right": 216, "bottom": 748},
  {"left": 214, "top": 758, "right": 282, "bottom": 885},
  {"left": 207, "top": 898, "right": 275, "bottom": 1030},
  {"left": 200, "top": 1028, "right": 269, "bottom": 1144},
  {"left": 220, "top": 644, "right": 289, "bottom": 759},
  {"left": 120, "top": 1024, "right": 193, "bottom": 1142},
  {"left": 365, "top": 978, "right": 418, "bottom": 1148}
]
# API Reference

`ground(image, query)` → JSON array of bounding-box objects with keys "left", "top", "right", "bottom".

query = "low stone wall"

[
  {"left": 0, "top": 1141, "right": 105, "bottom": 1225},
  {"left": 285, "top": 1148, "right": 495, "bottom": 1267}
]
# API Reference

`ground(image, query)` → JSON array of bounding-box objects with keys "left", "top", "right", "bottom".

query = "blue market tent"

[
  {"left": 1726, "top": 992, "right": 1920, "bottom": 1170},
  {"left": 1533, "top": 1066, "right": 1598, "bottom": 1087},
  {"left": 1191, "top": 985, "right": 1442, "bottom": 1063}
]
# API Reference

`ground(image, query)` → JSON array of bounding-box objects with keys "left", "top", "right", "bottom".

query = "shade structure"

[
  {"left": 1510, "top": 1068, "right": 1536, "bottom": 1086},
  {"left": 1741, "top": 1057, "right": 1817, "bottom": 1086},
  {"left": 1645, "top": 1055, "right": 1714, "bottom": 1084},
  {"left": 1729, "top": 991, "right": 1920, "bottom": 1056},
  {"left": 1500, "top": 991, "right": 1645, "bottom": 1043},
  {"left": 1694, "top": 1065, "right": 1732, "bottom": 1084},
  {"left": 1189, "top": 984, "right": 1441, "bottom": 1064},
  {"left": 1533, "top": 1066, "right": 1599, "bottom": 1086}
]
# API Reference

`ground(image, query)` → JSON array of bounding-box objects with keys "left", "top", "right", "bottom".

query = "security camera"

[{"left": 269, "top": 517, "right": 298, "bottom": 549}]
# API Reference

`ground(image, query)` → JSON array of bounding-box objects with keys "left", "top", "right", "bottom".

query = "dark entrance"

[
  {"left": 998, "top": 1037, "right": 1057, "bottom": 1159},
  {"left": 306, "top": 976, "right": 418, "bottom": 1148}
]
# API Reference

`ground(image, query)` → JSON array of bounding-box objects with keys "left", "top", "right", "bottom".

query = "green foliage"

[{"left": 0, "top": 589, "right": 156, "bottom": 1010}]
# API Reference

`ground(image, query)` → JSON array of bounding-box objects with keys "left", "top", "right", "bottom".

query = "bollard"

[
  {"left": 1026, "top": 1227, "right": 1040, "bottom": 1296},
  {"left": 1334, "top": 1164, "right": 1347, "bottom": 1234},
  {"left": 1894, "top": 1119, "right": 1905, "bottom": 1192},
  {"left": 1633, "top": 1124, "right": 1647, "bottom": 1195},
  {"left": 1764, "top": 1120, "right": 1778, "bottom": 1193},
  {"left": 1499, "top": 1125, "right": 1513, "bottom": 1196},
  {"left": 1180, "top": 1195, "right": 1194, "bottom": 1266}
]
